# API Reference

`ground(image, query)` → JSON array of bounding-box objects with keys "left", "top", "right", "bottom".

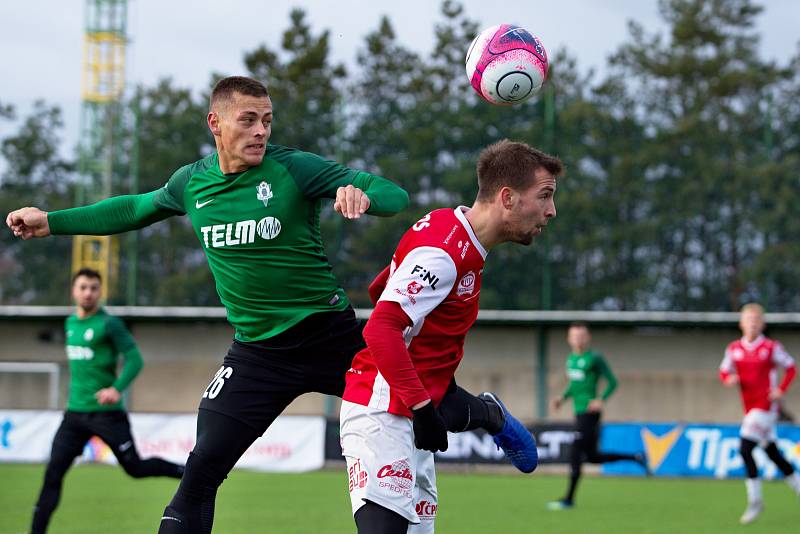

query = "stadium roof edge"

[{"left": 2, "top": 306, "right": 800, "bottom": 327}]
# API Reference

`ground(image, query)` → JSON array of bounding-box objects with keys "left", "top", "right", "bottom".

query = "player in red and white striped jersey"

[
  {"left": 340, "top": 140, "right": 562, "bottom": 533},
  {"left": 719, "top": 303, "right": 800, "bottom": 524}
]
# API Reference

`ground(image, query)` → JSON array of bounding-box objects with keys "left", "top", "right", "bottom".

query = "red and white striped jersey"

[
  {"left": 719, "top": 335, "right": 796, "bottom": 414},
  {"left": 343, "top": 207, "right": 488, "bottom": 417}
]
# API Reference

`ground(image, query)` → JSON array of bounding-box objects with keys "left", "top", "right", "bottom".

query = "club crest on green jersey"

[{"left": 256, "top": 182, "right": 273, "bottom": 207}]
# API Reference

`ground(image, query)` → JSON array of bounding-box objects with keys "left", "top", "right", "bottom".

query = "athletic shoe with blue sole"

[{"left": 479, "top": 392, "right": 538, "bottom": 473}]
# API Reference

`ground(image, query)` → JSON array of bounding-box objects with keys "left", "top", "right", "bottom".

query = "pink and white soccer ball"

[{"left": 465, "top": 24, "right": 548, "bottom": 105}]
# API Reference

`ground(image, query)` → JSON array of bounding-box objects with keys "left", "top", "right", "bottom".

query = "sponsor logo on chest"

[
  {"left": 200, "top": 217, "right": 282, "bottom": 248},
  {"left": 456, "top": 271, "right": 476, "bottom": 296},
  {"left": 67, "top": 345, "right": 95, "bottom": 360},
  {"left": 567, "top": 368, "right": 585, "bottom": 381},
  {"left": 456, "top": 240, "right": 471, "bottom": 259}
]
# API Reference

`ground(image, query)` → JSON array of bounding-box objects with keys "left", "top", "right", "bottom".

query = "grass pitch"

[{"left": 1, "top": 464, "right": 797, "bottom": 533}]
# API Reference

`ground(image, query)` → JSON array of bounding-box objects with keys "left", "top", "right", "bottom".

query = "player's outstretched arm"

[
  {"left": 350, "top": 172, "right": 409, "bottom": 217},
  {"left": 43, "top": 191, "right": 176, "bottom": 236},
  {"left": 6, "top": 206, "right": 51, "bottom": 239},
  {"left": 277, "top": 148, "right": 409, "bottom": 217}
]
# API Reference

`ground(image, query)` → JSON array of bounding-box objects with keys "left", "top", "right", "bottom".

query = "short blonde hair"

[{"left": 740, "top": 303, "right": 765, "bottom": 316}]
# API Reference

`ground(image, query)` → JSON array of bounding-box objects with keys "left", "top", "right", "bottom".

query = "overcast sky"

[{"left": 1, "top": 0, "right": 798, "bottom": 156}]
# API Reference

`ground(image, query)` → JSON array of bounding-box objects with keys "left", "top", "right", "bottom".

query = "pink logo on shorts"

[
  {"left": 348, "top": 458, "right": 368, "bottom": 492},
  {"left": 377, "top": 459, "right": 413, "bottom": 490}
]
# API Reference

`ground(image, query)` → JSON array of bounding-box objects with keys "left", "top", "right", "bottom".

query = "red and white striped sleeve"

[{"left": 773, "top": 342, "right": 796, "bottom": 393}]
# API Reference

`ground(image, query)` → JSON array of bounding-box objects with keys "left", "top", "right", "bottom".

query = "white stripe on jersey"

[
  {"left": 772, "top": 341, "right": 795, "bottom": 368},
  {"left": 369, "top": 370, "right": 391, "bottom": 411}
]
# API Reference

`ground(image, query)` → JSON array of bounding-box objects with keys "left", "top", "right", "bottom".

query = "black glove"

[{"left": 411, "top": 402, "right": 449, "bottom": 452}]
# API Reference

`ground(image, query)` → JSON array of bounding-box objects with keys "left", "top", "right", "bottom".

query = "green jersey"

[
  {"left": 561, "top": 350, "right": 618, "bottom": 415},
  {"left": 151, "top": 144, "right": 407, "bottom": 341},
  {"left": 48, "top": 144, "right": 408, "bottom": 343},
  {"left": 65, "top": 308, "right": 142, "bottom": 412}
]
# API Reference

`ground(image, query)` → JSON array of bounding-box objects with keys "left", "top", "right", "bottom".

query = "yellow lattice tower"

[{"left": 72, "top": 0, "right": 127, "bottom": 300}]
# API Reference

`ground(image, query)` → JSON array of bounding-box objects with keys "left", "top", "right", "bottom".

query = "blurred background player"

[
  {"left": 548, "top": 322, "right": 648, "bottom": 510},
  {"left": 340, "top": 139, "right": 553, "bottom": 533},
  {"left": 719, "top": 302, "right": 800, "bottom": 525},
  {"left": 30, "top": 268, "right": 183, "bottom": 534}
]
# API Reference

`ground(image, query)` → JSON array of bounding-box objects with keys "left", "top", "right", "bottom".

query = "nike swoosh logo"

[{"left": 195, "top": 199, "right": 215, "bottom": 209}]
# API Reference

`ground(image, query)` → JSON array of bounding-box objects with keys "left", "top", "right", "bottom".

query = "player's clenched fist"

[
  {"left": 333, "top": 184, "right": 370, "bottom": 220},
  {"left": 411, "top": 401, "right": 449, "bottom": 453},
  {"left": 6, "top": 206, "right": 51, "bottom": 239}
]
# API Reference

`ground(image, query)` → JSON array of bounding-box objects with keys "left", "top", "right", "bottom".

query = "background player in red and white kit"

[
  {"left": 340, "top": 139, "right": 563, "bottom": 533},
  {"left": 719, "top": 303, "right": 800, "bottom": 524}
]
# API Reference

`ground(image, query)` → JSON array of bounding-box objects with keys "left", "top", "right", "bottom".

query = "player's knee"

[
  {"left": 179, "top": 451, "right": 229, "bottom": 496},
  {"left": 43, "top": 456, "right": 72, "bottom": 485}
]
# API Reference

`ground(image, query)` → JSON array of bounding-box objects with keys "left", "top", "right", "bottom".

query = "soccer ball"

[{"left": 465, "top": 24, "right": 548, "bottom": 105}]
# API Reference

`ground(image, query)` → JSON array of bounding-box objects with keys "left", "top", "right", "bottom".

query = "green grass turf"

[{"left": 1, "top": 464, "right": 797, "bottom": 533}]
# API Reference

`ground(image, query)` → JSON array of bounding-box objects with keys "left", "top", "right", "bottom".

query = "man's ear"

[
  {"left": 500, "top": 186, "right": 515, "bottom": 209},
  {"left": 207, "top": 111, "right": 221, "bottom": 136}
]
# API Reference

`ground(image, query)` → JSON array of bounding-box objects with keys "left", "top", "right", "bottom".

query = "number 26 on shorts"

[{"left": 203, "top": 366, "right": 233, "bottom": 399}]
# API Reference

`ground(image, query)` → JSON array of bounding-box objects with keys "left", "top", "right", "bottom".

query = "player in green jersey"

[
  {"left": 8, "top": 76, "right": 510, "bottom": 534},
  {"left": 547, "top": 322, "right": 648, "bottom": 510},
  {"left": 30, "top": 268, "right": 184, "bottom": 534}
]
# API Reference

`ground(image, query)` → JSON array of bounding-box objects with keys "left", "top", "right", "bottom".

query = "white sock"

[
  {"left": 787, "top": 472, "right": 800, "bottom": 494},
  {"left": 745, "top": 478, "right": 762, "bottom": 503}
]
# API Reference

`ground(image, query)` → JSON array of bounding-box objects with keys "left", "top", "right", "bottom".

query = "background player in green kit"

[
  {"left": 7, "top": 76, "right": 512, "bottom": 534},
  {"left": 30, "top": 268, "right": 184, "bottom": 534},
  {"left": 547, "top": 322, "right": 648, "bottom": 510}
]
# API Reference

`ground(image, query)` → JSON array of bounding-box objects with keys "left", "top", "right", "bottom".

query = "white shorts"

[
  {"left": 340, "top": 400, "right": 438, "bottom": 531},
  {"left": 740, "top": 408, "right": 778, "bottom": 444}
]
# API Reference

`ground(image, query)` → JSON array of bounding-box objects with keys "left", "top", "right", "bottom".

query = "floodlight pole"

[{"left": 536, "top": 84, "right": 556, "bottom": 420}]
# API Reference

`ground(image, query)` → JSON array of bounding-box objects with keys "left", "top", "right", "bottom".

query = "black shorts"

[
  {"left": 51, "top": 410, "right": 137, "bottom": 458},
  {"left": 198, "top": 308, "right": 366, "bottom": 433}
]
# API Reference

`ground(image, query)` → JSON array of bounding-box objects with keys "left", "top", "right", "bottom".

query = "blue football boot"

[{"left": 479, "top": 392, "right": 538, "bottom": 473}]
